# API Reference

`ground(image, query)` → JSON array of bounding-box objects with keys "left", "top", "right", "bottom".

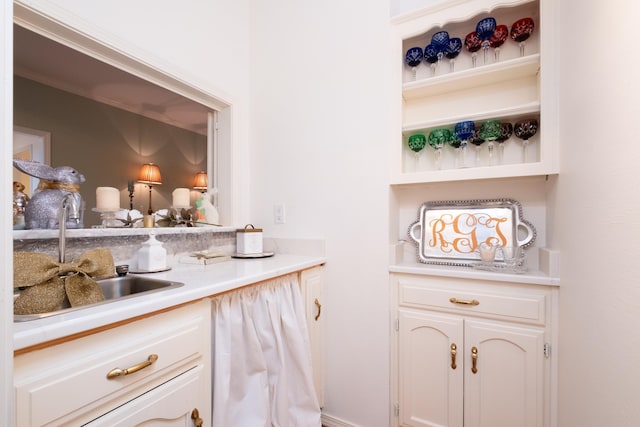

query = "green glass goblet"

[
  {"left": 447, "top": 132, "right": 465, "bottom": 169},
  {"left": 428, "top": 128, "right": 451, "bottom": 170},
  {"left": 479, "top": 119, "right": 502, "bottom": 164},
  {"left": 407, "top": 133, "right": 427, "bottom": 170}
]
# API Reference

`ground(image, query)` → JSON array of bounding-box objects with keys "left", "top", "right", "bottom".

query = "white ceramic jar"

[{"left": 137, "top": 233, "right": 167, "bottom": 271}]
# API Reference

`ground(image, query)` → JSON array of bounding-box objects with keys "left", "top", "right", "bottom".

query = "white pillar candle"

[
  {"left": 172, "top": 188, "right": 190, "bottom": 207},
  {"left": 96, "top": 187, "right": 120, "bottom": 210}
]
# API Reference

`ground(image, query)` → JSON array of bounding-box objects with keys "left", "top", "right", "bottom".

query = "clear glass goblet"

[
  {"left": 514, "top": 118, "right": 539, "bottom": 163},
  {"left": 407, "top": 133, "right": 427, "bottom": 169},
  {"left": 464, "top": 31, "right": 482, "bottom": 68},
  {"left": 445, "top": 37, "right": 462, "bottom": 72},
  {"left": 454, "top": 120, "right": 475, "bottom": 168},
  {"left": 489, "top": 24, "right": 508, "bottom": 62},
  {"left": 405, "top": 46, "right": 423, "bottom": 81},
  {"left": 428, "top": 128, "right": 452, "bottom": 170},
  {"left": 479, "top": 119, "right": 502, "bottom": 164},
  {"left": 476, "top": 17, "right": 497, "bottom": 64},
  {"left": 510, "top": 17, "right": 535, "bottom": 56},
  {"left": 424, "top": 44, "right": 439, "bottom": 76},
  {"left": 495, "top": 122, "right": 513, "bottom": 164}
]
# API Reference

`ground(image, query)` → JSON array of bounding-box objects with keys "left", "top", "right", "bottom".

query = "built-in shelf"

[
  {"left": 402, "top": 54, "right": 540, "bottom": 100},
  {"left": 391, "top": 160, "right": 552, "bottom": 185},
  {"left": 402, "top": 100, "right": 540, "bottom": 134}
]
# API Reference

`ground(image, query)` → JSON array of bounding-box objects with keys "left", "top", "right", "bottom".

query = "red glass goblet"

[
  {"left": 464, "top": 31, "right": 482, "bottom": 68},
  {"left": 490, "top": 24, "right": 508, "bottom": 62},
  {"left": 510, "top": 17, "right": 535, "bottom": 56}
]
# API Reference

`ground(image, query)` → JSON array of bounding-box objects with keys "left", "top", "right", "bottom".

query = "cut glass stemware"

[
  {"left": 428, "top": 128, "right": 452, "bottom": 169},
  {"left": 479, "top": 119, "right": 502, "bottom": 164},
  {"left": 424, "top": 44, "right": 439, "bottom": 76},
  {"left": 454, "top": 120, "right": 475, "bottom": 168},
  {"left": 407, "top": 133, "right": 427, "bottom": 169},
  {"left": 495, "top": 122, "right": 513, "bottom": 164},
  {"left": 447, "top": 133, "right": 464, "bottom": 169},
  {"left": 476, "top": 17, "right": 497, "bottom": 64},
  {"left": 470, "top": 127, "right": 486, "bottom": 167},
  {"left": 464, "top": 31, "right": 482, "bottom": 68},
  {"left": 431, "top": 31, "right": 450, "bottom": 66},
  {"left": 489, "top": 25, "right": 508, "bottom": 62},
  {"left": 510, "top": 17, "right": 535, "bottom": 56},
  {"left": 514, "top": 118, "right": 539, "bottom": 163},
  {"left": 445, "top": 37, "right": 462, "bottom": 72},
  {"left": 405, "top": 47, "right": 424, "bottom": 81}
]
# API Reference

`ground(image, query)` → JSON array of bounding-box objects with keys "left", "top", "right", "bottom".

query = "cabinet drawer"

[
  {"left": 396, "top": 275, "right": 547, "bottom": 325},
  {"left": 14, "top": 300, "right": 210, "bottom": 427}
]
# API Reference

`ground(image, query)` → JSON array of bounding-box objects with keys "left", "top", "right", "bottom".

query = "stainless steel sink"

[{"left": 14, "top": 275, "right": 184, "bottom": 322}]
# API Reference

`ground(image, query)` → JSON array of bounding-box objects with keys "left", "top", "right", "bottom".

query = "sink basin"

[{"left": 14, "top": 275, "right": 184, "bottom": 322}]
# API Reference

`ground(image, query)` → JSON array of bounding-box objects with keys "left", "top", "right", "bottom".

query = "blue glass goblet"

[
  {"left": 431, "top": 31, "right": 450, "bottom": 66},
  {"left": 445, "top": 37, "right": 462, "bottom": 72},
  {"left": 476, "top": 17, "right": 497, "bottom": 64},
  {"left": 405, "top": 46, "right": 423, "bottom": 81},
  {"left": 454, "top": 120, "right": 475, "bottom": 168},
  {"left": 424, "top": 44, "right": 439, "bottom": 76}
]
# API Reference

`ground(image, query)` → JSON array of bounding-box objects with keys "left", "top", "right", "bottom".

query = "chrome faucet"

[{"left": 58, "top": 193, "right": 81, "bottom": 263}]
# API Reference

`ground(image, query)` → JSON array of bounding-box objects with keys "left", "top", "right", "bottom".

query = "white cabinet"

[
  {"left": 300, "top": 266, "right": 325, "bottom": 407},
  {"left": 391, "top": 273, "right": 556, "bottom": 427},
  {"left": 14, "top": 299, "right": 211, "bottom": 427},
  {"left": 390, "top": 0, "right": 558, "bottom": 184}
]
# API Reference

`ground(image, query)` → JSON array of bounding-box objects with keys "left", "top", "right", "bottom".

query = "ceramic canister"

[{"left": 236, "top": 224, "right": 263, "bottom": 254}]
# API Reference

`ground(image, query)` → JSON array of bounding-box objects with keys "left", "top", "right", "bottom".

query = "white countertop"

[
  {"left": 13, "top": 254, "right": 326, "bottom": 351},
  {"left": 389, "top": 261, "right": 560, "bottom": 286}
]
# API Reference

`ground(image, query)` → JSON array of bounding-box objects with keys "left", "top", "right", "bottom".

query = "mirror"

[{"left": 13, "top": 23, "right": 225, "bottom": 227}]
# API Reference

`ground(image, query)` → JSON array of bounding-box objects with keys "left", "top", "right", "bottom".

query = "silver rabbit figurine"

[{"left": 12, "top": 159, "right": 85, "bottom": 229}]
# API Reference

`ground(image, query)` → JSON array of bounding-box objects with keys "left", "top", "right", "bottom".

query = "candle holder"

[{"left": 91, "top": 207, "right": 123, "bottom": 228}]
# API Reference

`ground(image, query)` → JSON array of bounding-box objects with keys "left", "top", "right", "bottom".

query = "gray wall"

[{"left": 13, "top": 76, "right": 207, "bottom": 226}]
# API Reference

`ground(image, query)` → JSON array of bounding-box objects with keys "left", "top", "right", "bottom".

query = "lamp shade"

[
  {"left": 138, "top": 163, "right": 162, "bottom": 185},
  {"left": 193, "top": 171, "right": 208, "bottom": 190}
]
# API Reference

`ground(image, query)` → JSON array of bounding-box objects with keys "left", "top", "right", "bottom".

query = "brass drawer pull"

[
  {"left": 449, "top": 297, "right": 479, "bottom": 306},
  {"left": 191, "top": 408, "right": 204, "bottom": 427},
  {"left": 314, "top": 298, "right": 322, "bottom": 321},
  {"left": 107, "top": 354, "right": 158, "bottom": 379},
  {"left": 450, "top": 343, "right": 457, "bottom": 370},
  {"left": 471, "top": 347, "right": 478, "bottom": 374}
]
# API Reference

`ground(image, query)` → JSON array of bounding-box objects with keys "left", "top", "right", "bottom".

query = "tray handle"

[
  {"left": 408, "top": 221, "right": 422, "bottom": 244},
  {"left": 515, "top": 219, "right": 536, "bottom": 248}
]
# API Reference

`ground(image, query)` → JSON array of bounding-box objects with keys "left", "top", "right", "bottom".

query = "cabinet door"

[
  {"left": 398, "top": 309, "right": 464, "bottom": 427},
  {"left": 84, "top": 365, "right": 209, "bottom": 427},
  {"left": 300, "top": 266, "right": 324, "bottom": 407},
  {"left": 464, "top": 319, "right": 545, "bottom": 427}
]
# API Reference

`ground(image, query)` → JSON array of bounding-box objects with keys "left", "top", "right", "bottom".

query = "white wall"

[
  {"left": 555, "top": 0, "right": 640, "bottom": 425},
  {"left": 248, "top": 1, "right": 392, "bottom": 424}
]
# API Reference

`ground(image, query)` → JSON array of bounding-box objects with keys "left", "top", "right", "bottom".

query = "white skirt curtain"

[{"left": 211, "top": 273, "right": 321, "bottom": 427}]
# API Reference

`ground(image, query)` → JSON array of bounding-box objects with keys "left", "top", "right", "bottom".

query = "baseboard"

[{"left": 321, "top": 412, "right": 359, "bottom": 427}]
